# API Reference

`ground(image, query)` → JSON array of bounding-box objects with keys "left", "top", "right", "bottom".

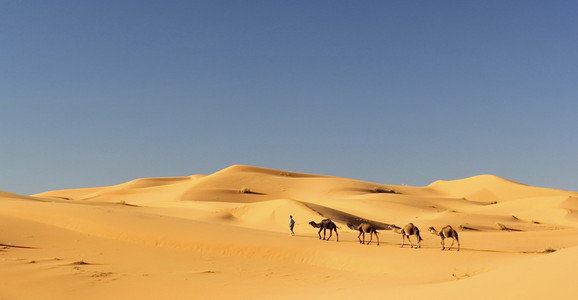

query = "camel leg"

[
  {"left": 448, "top": 239, "right": 455, "bottom": 251},
  {"left": 456, "top": 239, "right": 460, "bottom": 251},
  {"left": 323, "top": 228, "right": 327, "bottom": 240},
  {"left": 408, "top": 236, "right": 414, "bottom": 248},
  {"left": 367, "top": 232, "right": 373, "bottom": 245},
  {"left": 326, "top": 229, "right": 332, "bottom": 241},
  {"left": 318, "top": 228, "right": 323, "bottom": 240},
  {"left": 441, "top": 238, "right": 446, "bottom": 251},
  {"left": 335, "top": 228, "right": 339, "bottom": 242},
  {"left": 400, "top": 235, "right": 405, "bottom": 248},
  {"left": 358, "top": 231, "right": 364, "bottom": 244},
  {"left": 376, "top": 232, "right": 379, "bottom": 246}
]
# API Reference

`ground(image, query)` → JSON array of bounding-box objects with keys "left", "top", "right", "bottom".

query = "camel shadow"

[
  {"left": 302, "top": 202, "right": 393, "bottom": 230},
  {"left": 295, "top": 234, "right": 393, "bottom": 245},
  {"left": 0, "top": 243, "right": 37, "bottom": 249},
  {"left": 412, "top": 245, "right": 545, "bottom": 254},
  {"left": 456, "top": 247, "right": 549, "bottom": 254}
]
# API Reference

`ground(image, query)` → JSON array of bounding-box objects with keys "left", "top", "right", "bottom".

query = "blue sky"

[{"left": 1, "top": 1, "right": 577, "bottom": 195}]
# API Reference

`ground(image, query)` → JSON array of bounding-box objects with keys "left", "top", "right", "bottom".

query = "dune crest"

[
  {"left": 429, "top": 174, "right": 575, "bottom": 203},
  {"left": 0, "top": 190, "right": 46, "bottom": 202}
]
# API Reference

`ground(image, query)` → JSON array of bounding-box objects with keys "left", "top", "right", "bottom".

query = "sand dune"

[
  {"left": 1, "top": 165, "right": 577, "bottom": 299},
  {"left": 429, "top": 174, "right": 573, "bottom": 202}
]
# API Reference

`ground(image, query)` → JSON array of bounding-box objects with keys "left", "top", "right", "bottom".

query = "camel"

[
  {"left": 347, "top": 222, "right": 379, "bottom": 246},
  {"left": 309, "top": 219, "right": 339, "bottom": 241},
  {"left": 429, "top": 225, "right": 460, "bottom": 251},
  {"left": 389, "top": 223, "right": 423, "bottom": 248}
]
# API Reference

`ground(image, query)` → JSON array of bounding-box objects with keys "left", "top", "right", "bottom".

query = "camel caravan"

[{"left": 307, "top": 219, "right": 460, "bottom": 251}]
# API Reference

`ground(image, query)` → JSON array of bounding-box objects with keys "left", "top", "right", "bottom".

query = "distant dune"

[{"left": 1, "top": 165, "right": 577, "bottom": 299}]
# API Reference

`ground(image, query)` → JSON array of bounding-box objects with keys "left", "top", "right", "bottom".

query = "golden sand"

[{"left": 1, "top": 165, "right": 577, "bottom": 299}]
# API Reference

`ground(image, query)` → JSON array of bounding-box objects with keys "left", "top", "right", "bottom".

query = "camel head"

[
  {"left": 428, "top": 226, "right": 438, "bottom": 234},
  {"left": 309, "top": 221, "right": 320, "bottom": 228},
  {"left": 388, "top": 224, "right": 402, "bottom": 234}
]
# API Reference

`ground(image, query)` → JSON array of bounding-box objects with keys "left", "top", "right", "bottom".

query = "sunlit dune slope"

[
  {"left": 0, "top": 190, "right": 46, "bottom": 202},
  {"left": 429, "top": 174, "right": 574, "bottom": 203},
  {"left": 34, "top": 165, "right": 420, "bottom": 203},
  {"left": 389, "top": 245, "right": 578, "bottom": 299},
  {"left": 32, "top": 165, "right": 578, "bottom": 231}
]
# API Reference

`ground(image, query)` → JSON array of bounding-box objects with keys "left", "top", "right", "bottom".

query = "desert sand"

[{"left": 1, "top": 165, "right": 578, "bottom": 299}]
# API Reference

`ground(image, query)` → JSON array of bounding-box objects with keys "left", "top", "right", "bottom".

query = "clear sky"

[{"left": 1, "top": 1, "right": 577, "bottom": 195}]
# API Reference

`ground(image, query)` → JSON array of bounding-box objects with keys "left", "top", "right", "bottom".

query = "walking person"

[{"left": 289, "top": 215, "right": 295, "bottom": 236}]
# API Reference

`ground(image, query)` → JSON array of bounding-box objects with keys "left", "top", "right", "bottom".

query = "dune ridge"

[
  {"left": 429, "top": 174, "right": 574, "bottom": 202},
  {"left": 1, "top": 164, "right": 577, "bottom": 299}
]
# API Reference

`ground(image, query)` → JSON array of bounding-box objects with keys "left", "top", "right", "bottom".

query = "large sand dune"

[{"left": 1, "top": 165, "right": 577, "bottom": 299}]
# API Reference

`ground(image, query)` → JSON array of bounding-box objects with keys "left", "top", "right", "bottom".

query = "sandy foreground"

[{"left": 1, "top": 165, "right": 577, "bottom": 299}]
